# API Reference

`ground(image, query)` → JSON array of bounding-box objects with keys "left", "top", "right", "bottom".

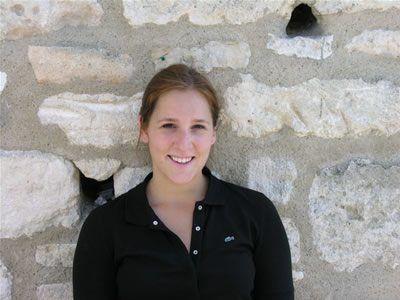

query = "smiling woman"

[{"left": 72, "top": 64, "right": 294, "bottom": 300}]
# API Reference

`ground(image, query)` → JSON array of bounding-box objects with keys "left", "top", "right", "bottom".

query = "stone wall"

[{"left": 1, "top": 0, "right": 399, "bottom": 299}]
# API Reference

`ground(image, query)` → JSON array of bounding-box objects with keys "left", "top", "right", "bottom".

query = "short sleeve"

[
  {"left": 253, "top": 194, "right": 294, "bottom": 300},
  {"left": 73, "top": 207, "right": 118, "bottom": 299}
]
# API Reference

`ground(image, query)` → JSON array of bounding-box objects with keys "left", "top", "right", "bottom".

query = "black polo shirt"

[{"left": 73, "top": 166, "right": 294, "bottom": 300}]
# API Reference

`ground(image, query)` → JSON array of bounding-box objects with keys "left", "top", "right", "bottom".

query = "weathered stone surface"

[
  {"left": 37, "top": 92, "right": 142, "bottom": 149},
  {"left": 152, "top": 41, "right": 251, "bottom": 73},
  {"left": 345, "top": 30, "right": 400, "bottom": 58},
  {"left": 73, "top": 158, "right": 121, "bottom": 181},
  {"left": 0, "top": 150, "right": 80, "bottom": 238},
  {"left": 114, "top": 165, "right": 152, "bottom": 197},
  {"left": 0, "top": 260, "right": 12, "bottom": 300},
  {"left": 0, "top": 71, "right": 7, "bottom": 95},
  {"left": 35, "top": 244, "right": 76, "bottom": 267},
  {"left": 223, "top": 74, "right": 400, "bottom": 138},
  {"left": 0, "top": 0, "right": 103, "bottom": 40},
  {"left": 266, "top": 34, "right": 333, "bottom": 60},
  {"left": 292, "top": 270, "right": 304, "bottom": 282},
  {"left": 36, "top": 282, "right": 72, "bottom": 300},
  {"left": 309, "top": 158, "right": 400, "bottom": 272},
  {"left": 248, "top": 157, "right": 297, "bottom": 205},
  {"left": 282, "top": 217, "right": 303, "bottom": 281},
  {"left": 122, "top": 0, "right": 400, "bottom": 26},
  {"left": 28, "top": 46, "right": 134, "bottom": 84}
]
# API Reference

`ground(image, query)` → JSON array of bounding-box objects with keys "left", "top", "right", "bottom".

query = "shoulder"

[{"left": 216, "top": 176, "right": 278, "bottom": 218}]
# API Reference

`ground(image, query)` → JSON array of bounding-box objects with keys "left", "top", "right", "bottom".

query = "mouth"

[{"left": 167, "top": 155, "right": 195, "bottom": 166}]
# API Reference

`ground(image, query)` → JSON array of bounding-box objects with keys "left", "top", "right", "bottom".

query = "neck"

[{"left": 146, "top": 168, "right": 208, "bottom": 207}]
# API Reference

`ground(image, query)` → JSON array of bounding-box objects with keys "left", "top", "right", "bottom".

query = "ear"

[
  {"left": 138, "top": 115, "right": 149, "bottom": 144},
  {"left": 211, "top": 127, "right": 217, "bottom": 145}
]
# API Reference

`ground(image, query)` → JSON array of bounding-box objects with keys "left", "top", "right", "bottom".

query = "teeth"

[{"left": 170, "top": 155, "right": 193, "bottom": 164}]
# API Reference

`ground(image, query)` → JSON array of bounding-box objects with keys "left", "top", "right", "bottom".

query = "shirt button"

[
  {"left": 193, "top": 250, "right": 198, "bottom": 255},
  {"left": 195, "top": 226, "right": 201, "bottom": 231},
  {"left": 153, "top": 220, "right": 158, "bottom": 225},
  {"left": 198, "top": 205, "right": 203, "bottom": 211}
]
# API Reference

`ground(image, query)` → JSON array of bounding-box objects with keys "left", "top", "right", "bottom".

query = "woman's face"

[{"left": 139, "top": 88, "right": 216, "bottom": 185}]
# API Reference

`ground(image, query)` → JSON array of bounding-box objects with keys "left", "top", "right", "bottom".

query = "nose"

[{"left": 174, "top": 128, "right": 194, "bottom": 151}]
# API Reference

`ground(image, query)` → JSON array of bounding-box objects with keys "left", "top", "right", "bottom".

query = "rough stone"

[
  {"left": 292, "top": 270, "right": 304, "bottom": 282},
  {"left": 35, "top": 244, "right": 76, "bottom": 267},
  {"left": 73, "top": 158, "right": 121, "bottom": 181},
  {"left": 248, "top": 157, "right": 297, "bottom": 205},
  {"left": 0, "top": 0, "right": 103, "bottom": 40},
  {"left": 222, "top": 74, "right": 400, "bottom": 138},
  {"left": 0, "top": 260, "right": 12, "bottom": 300},
  {"left": 37, "top": 92, "right": 142, "bottom": 149},
  {"left": 36, "top": 282, "right": 72, "bottom": 300},
  {"left": 0, "top": 71, "right": 7, "bottom": 95},
  {"left": 28, "top": 46, "right": 134, "bottom": 84},
  {"left": 114, "top": 165, "right": 152, "bottom": 197},
  {"left": 282, "top": 218, "right": 301, "bottom": 264},
  {"left": 309, "top": 158, "right": 400, "bottom": 272},
  {"left": 266, "top": 34, "right": 333, "bottom": 60},
  {"left": 0, "top": 150, "right": 80, "bottom": 238},
  {"left": 121, "top": 0, "right": 400, "bottom": 26},
  {"left": 345, "top": 30, "right": 400, "bottom": 58},
  {"left": 152, "top": 41, "right": 251, "bottom": 73}
]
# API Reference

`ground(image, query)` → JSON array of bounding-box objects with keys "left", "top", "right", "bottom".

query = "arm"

[
  {"left": 73, "top": 207, "right": 118, "bottom": 299},
  {"left": 253, "top": 194, "right": 294, "bottom": 300}
]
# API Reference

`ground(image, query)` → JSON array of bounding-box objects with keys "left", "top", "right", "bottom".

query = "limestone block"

[
  {"left": 248, "top": 157, "right": 297, "bottom": 205},
  {"left": 0, "top": 0, "right": 103, "bottom": 40},
  {"left": 28, "top": 46, "right": 134, "bottom": 84},
  {"left": 152, "top": 41, "right": 251, "bottom": 73},
  {"left": 309, "top": 158, "right": 400, "bottom": 272},
  {"left": 121, "top": 0, "right": 400, "bottom": 26},
  {"left": 223, "top": 74, "right": 400, "bottom": 138},
  {"left": 0, "top": 150, "right": 79, "bottom": 239},
  {"left": 73, "top": 158, "right": 121, "bottom": 181},
  {"left": 266, "top": 34, "right": 333, "bottom": 60},
  {"left": 0, "top": 260, "right": 12, "bottom": 300},
  {"left": 0, "top": 72, "right": 7, "bottom": 95},
  {"left": 345, "top": 30, "right": 400, "bottom": 58},
  {"left": 35, "top": 244, "right": 76, "bottom": 267},
  {"left": 36, "top": 282, "right": 72, "bottom": 300},
  {"left": 37, "top": 92, "right": 142, "bottom": 149},
  {"left": 114, "top": 165, "right": 152, "bottom": 197}
]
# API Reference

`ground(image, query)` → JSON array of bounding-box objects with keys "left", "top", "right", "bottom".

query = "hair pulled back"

[{"left": 137, "top": 64, "right": 220, "bottom": 148}]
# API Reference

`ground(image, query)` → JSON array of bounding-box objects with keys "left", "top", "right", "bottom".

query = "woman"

[{"left": 73, "top": 64, "right": 294, "bottom": 299}]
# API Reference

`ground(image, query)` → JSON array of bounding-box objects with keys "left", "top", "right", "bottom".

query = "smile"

[{"left": 168, "top": 155, "right": 195, "bottom": 164}]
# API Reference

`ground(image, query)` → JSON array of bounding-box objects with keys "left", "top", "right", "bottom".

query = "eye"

[
  {"left": 193, "top": 124, "right": 206, "bottom": 129},
  {"left": 162, "top": 123, "right": 175, "bottom": 128}
]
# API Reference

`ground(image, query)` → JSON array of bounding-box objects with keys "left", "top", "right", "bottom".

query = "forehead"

[{"left": 153, "top": 89, "right": 212, "bottom": 120}]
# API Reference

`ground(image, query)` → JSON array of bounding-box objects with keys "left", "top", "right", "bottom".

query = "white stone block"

[
  {"left": 0, "top": 150, "right": 79, "bottom": 238},
  {"left": 73, "top": 158, "right": 121, "bottom": 181},
  {"left": 309, "top": 158, "right": 400, "bottom": 272},
  {"left": 36, "top": 282, "right": 72, "bottom": 300},
  {"left": 266, "top": 34, "right": 333, "bottom": 60},
  {"left": 345, "top": 30, "right": 400, "bottom": 58},
  {"left": 248, "top": 157, "right": 297, "bottom": 205},
  {"left": 0, "top": 72, "right": 7, "bottom": 95},
  {"left": 223, "top": 74, "right": 400, "bottom": 138},
  {"left": 114, "top": 165, "right": 152, "bottom": 197},
  {"left": 0, "top": 260, "right": 12, "bottom": 300},
  {"left": 37, "top": 92, "right": 142, "bottom": 149},
  {"left": 0, "top": 0, "right": 103, "bottom": 40},
  {"left": 35, "top": 244, "right": 77, "bottom": 267},
  {"left": 28, "top": 46, "right": 134, "bottom": 84},
  {"left": 152, "top": 41, "right": 251, "bottom": 73}
]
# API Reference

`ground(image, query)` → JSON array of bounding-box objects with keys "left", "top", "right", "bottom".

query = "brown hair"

[{"left": 136, "top": 64, "right": 220, "bottom": 148}]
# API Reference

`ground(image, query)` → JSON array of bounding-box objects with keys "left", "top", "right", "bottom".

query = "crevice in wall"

[
  {"left": 286, "top": 3, "right": 318, "bottom": 37},
  {"left": 80, "top": 171, "right": 115, "bottom": 205}
]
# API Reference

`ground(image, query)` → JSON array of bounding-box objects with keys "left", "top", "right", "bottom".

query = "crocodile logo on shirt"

[{"left": 224, "top": 236, "right": 235, "bottom": 242}]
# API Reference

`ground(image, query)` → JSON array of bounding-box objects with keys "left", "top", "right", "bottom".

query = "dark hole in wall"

[
  {"left": 80, "top": 171, "right": 115, "bottom": 205},
  {"left": 286, "top": 3, "right": 318, "bottom": 37}
]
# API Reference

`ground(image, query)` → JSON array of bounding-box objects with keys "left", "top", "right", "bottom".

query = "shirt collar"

[{"left": 124, "top": 165, "right": 225, "bottom": 226}]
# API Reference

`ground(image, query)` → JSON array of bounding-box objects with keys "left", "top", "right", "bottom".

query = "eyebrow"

[{"left": 157, "top": 118, "right": 210, "bottom": 124}]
